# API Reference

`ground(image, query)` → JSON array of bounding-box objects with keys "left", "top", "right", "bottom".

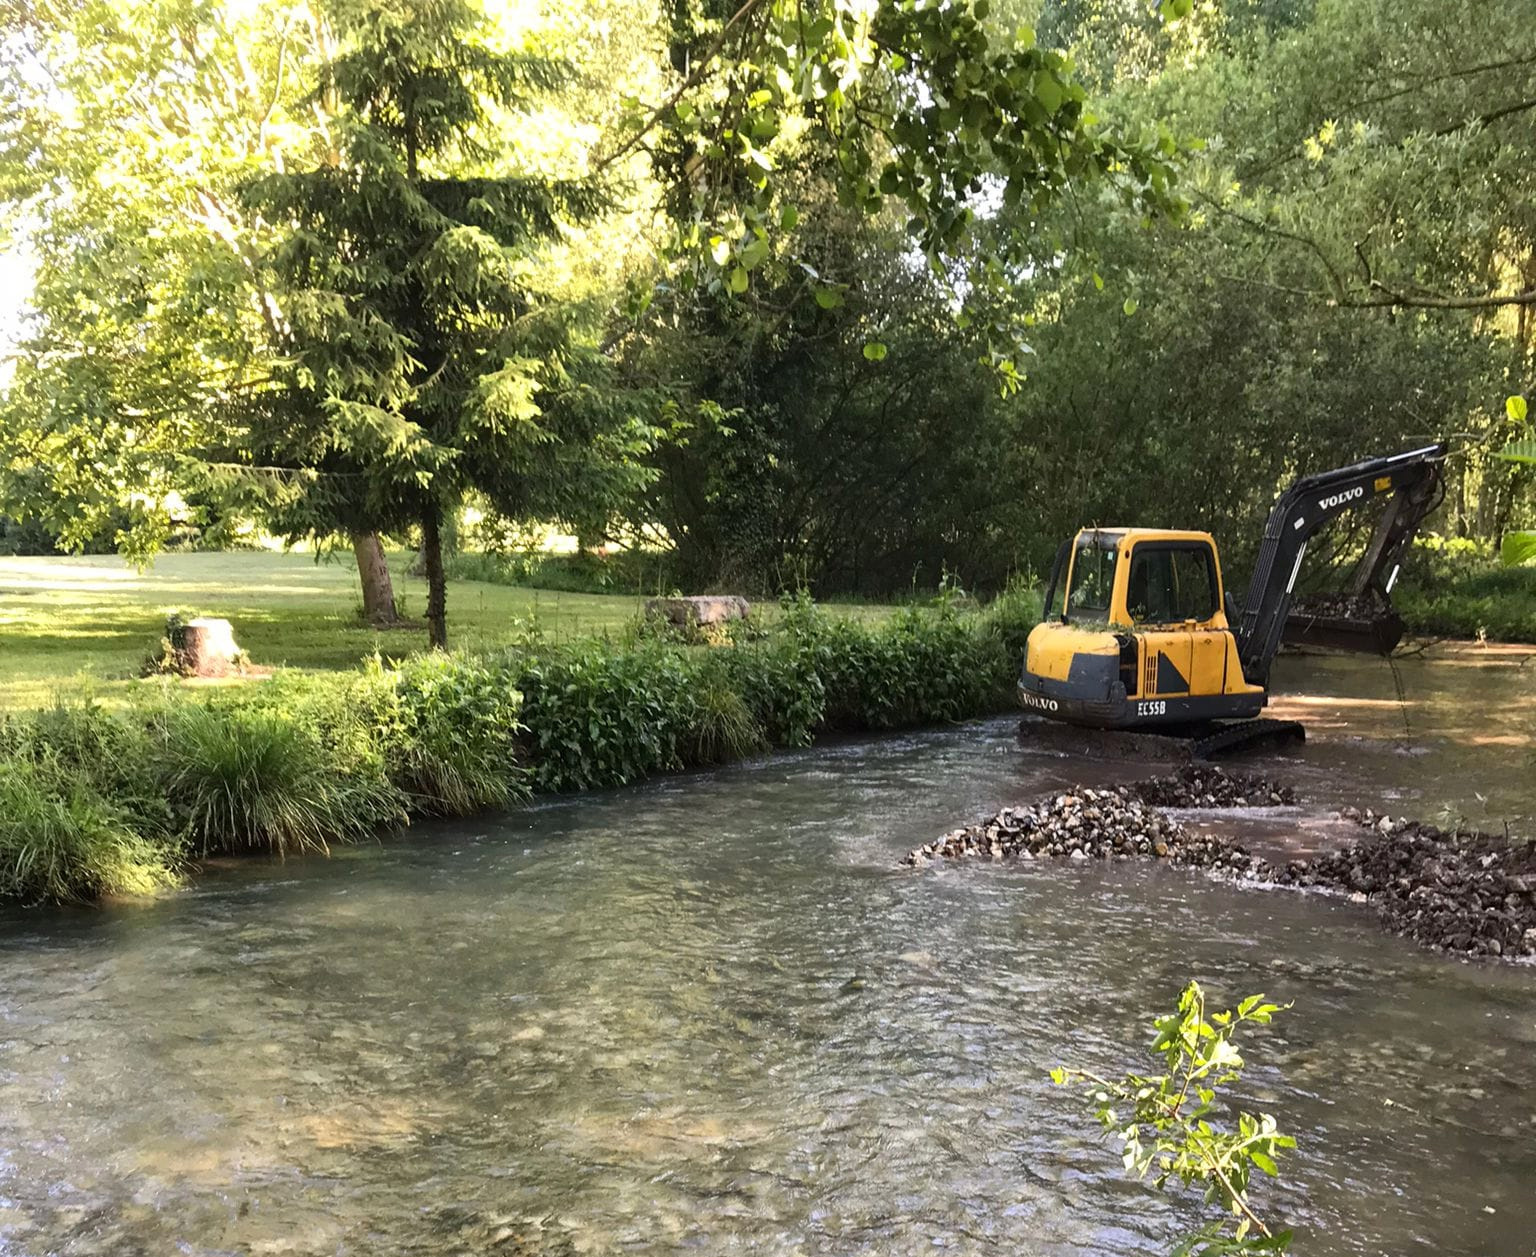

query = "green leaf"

[
  {"left": 1497, "top": 438, "right": 1536, "bottom": 464},
  {"left": 1123, "top": 297, "right": 1139, "bottom": 316},
  {"left": 1093, "top": 272, "right": 1105, "bottom": 291},
  {"left": 813, "top": 285, "right": 844, "bottom": 310},
  {"left": 728, "top": 266, "right": 749, "bottom": 294},
  {"left": 740, "top": 236, "right": 770, "bottom": 270},
  {"left": 1252, "top": 1151, "right": 1280, "bottom": 1176},
  {"left": 1507, "top": 394, "right": 1528, "bottom": 422},
  {"left": 862, "top": 341, "right": 888, "bottom": 362},
  {"left": 709, "top": 236, "right": 731, "bottom": 266},
  {"left": 779, "top": 204, "right": 800, "bottom": 230},
  {"left": 1035, "top": 74, "right": 1065, "bottom": 115},
  {"left": 1501, "top": 531, "right": 1536, "bottom": 567}
]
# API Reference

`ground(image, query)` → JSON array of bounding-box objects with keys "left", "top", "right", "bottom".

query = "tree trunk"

[
  {"left": 421, "top": 505, "right": 448, "bottom": 650},
  {"left": 351, "top": 531, "right": 399, "bottom": 625}
]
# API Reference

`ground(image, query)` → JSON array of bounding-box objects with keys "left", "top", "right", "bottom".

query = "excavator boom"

[{"left": 1234, "top": 444, "right": 1445, "bottom": 685}]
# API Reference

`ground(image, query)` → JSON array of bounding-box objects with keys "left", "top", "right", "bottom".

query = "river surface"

[{"left": 1, "top": 648, "right": 1533, "bottom": 1257}]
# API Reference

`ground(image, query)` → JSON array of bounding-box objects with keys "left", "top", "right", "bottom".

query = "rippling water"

[{"left": 1, "top": 649, "right": 1533, "bottom": 1257}]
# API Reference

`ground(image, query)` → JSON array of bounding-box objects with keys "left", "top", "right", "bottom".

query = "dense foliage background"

[{"left": 1, "top": 0, "right": 1531, "bottom": 603}]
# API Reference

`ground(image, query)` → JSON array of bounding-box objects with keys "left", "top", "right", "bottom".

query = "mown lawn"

[
  {"left": 0, "top": 550, "right": 890, "bottom": 710},
  {"left": 0, "top": 551, "right": 644, "bottom": 710}
]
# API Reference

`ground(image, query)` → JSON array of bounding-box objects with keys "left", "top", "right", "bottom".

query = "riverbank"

[
  {"left": 0, "top": 590, "right": 1037, "bottom": 904},
  {"left": 904, "top": 765, "right": 1536, "bottom": 961}
]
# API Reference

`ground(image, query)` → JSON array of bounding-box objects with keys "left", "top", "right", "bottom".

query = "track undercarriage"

[{"left": 1018, "top": 715, "right": 1306, "bottom": 761}]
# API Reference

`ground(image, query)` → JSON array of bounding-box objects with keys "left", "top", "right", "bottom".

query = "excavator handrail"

[{"left": 1235, "top": 443, "right": 1446, "bottom": 685}]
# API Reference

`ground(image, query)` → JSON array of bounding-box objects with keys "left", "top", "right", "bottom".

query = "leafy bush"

[
  {"left": 0, "top": 756, "right": 179, "bottom": 902},
  {"left": 715, "top": 634, "right": 825, "bottom": 748},
  {"left": 978, "top": 577, "right": 1044, "bottom": 683},
  {"left": 386, "top": 652, "right": 529, "bottom": 815},
  {"left": 1396, "top": 552, "right": 1536, "bottom": 643},
  {"left": 779, "top": 590, "right": 1015, "bottom": 731},
  {"left": 517, "top": 641, "right": 699, "bottom": 792}
]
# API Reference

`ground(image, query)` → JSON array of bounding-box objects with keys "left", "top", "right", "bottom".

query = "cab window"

[
  {"left": 1126, "top": 543, "right": 1218, "bottom": 624},
  {"left": 1067, "top": 536, "right": 1118, "bottom": 619}
]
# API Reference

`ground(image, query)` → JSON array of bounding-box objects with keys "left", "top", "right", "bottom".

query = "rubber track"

[{"left": 1192, "top": 718, "right": 1306, "bottom": 760}]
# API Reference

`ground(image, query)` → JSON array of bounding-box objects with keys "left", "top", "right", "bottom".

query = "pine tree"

[{"left": 242, "top": 0, "right": 610, "bottom": 647}]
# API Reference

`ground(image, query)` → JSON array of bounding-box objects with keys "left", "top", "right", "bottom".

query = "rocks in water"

[
  {"left": 1273, "top": 811, "right": 1536, "bottom": 960},
  {"left": 1127, "top": 763, "right": 1297, "bottom": 809},
  {"left": 900, "top": 778, "right": 1263, "bottom": 876},
  {"left": 904, "top": 767, "right": 1536, "bottom": 963}
]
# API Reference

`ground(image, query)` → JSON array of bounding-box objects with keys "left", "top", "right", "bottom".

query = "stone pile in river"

[
  {"left": 900, "top": 766, "right": 1276, "bottom": 876},
  {"left": 1126, "top": 763, "right": 1297, "bottom": 809},
  {"left": 907, "top": 767, "right": 1536, "bottom": 962},
  {"left": 1273, "top": 809, "right": 1536, "bottom": 960}
]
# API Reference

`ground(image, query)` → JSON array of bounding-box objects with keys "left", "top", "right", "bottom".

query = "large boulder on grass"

[{"left": 645, "top": 595, "right": 750, "bottom": 628}]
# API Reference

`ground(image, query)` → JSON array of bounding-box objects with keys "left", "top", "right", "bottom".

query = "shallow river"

[{"left": 1, "top": 648, "right": 1533, "bottom": 1257}]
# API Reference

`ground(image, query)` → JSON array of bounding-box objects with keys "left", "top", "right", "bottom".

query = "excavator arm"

[{"left": 1235, "top": 444, "right": 1445, "bottom": 686}]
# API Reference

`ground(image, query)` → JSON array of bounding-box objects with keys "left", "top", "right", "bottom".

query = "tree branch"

[
  {"left": 1432, "top": 94, "right": 1536, "bottom": 136},
  {"left": 589, "top": 0, "right": 768, "bottom": 175}
]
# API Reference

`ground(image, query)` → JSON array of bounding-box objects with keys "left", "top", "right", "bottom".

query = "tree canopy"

[{"left": 1, "top": 0, "right": 1530, "bottom": 611}]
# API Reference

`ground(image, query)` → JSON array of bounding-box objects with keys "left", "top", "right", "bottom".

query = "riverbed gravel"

[{"left": 905, "top": 767, "right": 1536, "bottom": 961}]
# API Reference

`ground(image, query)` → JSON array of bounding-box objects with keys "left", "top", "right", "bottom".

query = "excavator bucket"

[{"left": 1283, "top": 595, "right": 1405, "bottom": 655}]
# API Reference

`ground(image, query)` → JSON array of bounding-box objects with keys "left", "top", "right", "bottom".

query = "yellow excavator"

[{"left": 1017, "top": 444, "right": 1445, "bottom": 756}]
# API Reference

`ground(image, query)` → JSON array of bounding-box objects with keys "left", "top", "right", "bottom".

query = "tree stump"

[
  {"left": 644, "top": 595, "right": 750, "bottom": 628},
  {"left": 178, "top": 617, "right": 243, "bottom": 677}
]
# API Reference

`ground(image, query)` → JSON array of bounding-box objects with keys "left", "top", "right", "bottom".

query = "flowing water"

[{"left": 1, "top": 647, "right": 1533, "bottom": 1257}]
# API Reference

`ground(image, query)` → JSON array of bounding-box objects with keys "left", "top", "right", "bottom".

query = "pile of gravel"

[
  {"left": 901, "top": 781, "right": 1265, "bottom": 877},
  {"left": 905, "top": 771, "right": 1536, "bottom": 962},
  {"left": 1274, "top": 809, "right": 1536, "bottom": 959},
  {"left": 1127, "top": 764, "right": 1297, "bottom": 809}
]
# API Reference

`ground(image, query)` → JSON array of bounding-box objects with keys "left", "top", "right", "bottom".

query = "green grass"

[
  {"left": 0, "top": 550, "right": 649, "bottom": 709},
  {"left": 0, "top": 550, "right": 893, "bottom": 709}
]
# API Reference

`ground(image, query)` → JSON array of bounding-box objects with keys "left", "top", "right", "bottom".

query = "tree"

[
  {"left": 0, "top": 0, "right": 318, "bottom": 559},
  {"left": 608, "top": 0, "right": 1182, "bottom": 385},
  {"left": 237, "top": 0, "right": 657, "bottom": 648}
]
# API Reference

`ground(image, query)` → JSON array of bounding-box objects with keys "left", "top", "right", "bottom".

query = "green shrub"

[
  {"left": 0, "top": 756, "right": 179, "bottom": 902},
  {"left": 162, "top": 704, "right": 395, "bottom": 857},
  {"left": 715, "top": 635, "right": 824, "bottom": 748},
  {"left": 518, "top": 641, "right": 698, "bottom": 792},
  {"left": 979, "top": 577, "right": 1043, "bottom": 683},
  {"left": 387, "top": 652, "right": 529, "bottom": 815},
  {"left": 778, "top": 591, "right": 1013, "bottom": 732},
  {"left": 2, "top": 696, "right": 170, "bottom": 832},
  {"left": 1396, "top": 557, "right": 1536, "bottom": 642}
]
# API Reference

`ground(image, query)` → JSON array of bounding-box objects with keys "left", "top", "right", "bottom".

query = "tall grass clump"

[
  {"left": 0, "top": 757, "right": 179, "bottom": 902},
  {"left": 161, "top": 704, "right": 391, "bottom": 857},
  {"left": 681, "top": 652, "right": 769, "bottom": 764}
]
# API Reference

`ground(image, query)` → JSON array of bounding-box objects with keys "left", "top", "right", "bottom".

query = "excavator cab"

[
  {"left": 1019, "top": 444, "right": 1446, "bottom": 738},
  {"left": 1021, "top": 528, "right": 1266, "bottom": 728}
]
